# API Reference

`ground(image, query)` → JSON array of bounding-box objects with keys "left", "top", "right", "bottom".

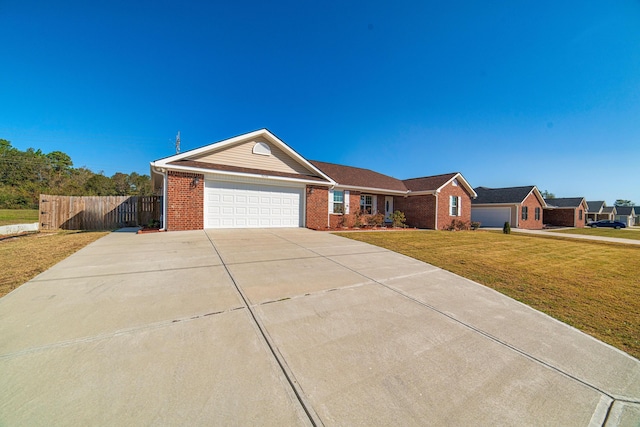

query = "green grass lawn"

[
  {"left": 0, "top": 209, "right": 39, "bottom": 226},
  {"left": 550, "top": 227, "right": 640, "bottom": 240},
  {"left": 0, "top": 231, "right": 108, "bottom": 297},
  {"left": 335, "top": 230, "right": 640, "bottom": 360}
]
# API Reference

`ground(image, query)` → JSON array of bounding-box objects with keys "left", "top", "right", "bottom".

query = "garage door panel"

[
  {"left": 205, "top": 180, "right": 303, "bottom": 229},
  {"left": 472, "top": 207, "right": 512, "bottom": 228}
]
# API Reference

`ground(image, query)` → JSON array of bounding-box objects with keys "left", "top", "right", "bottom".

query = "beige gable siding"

[{"left": 190, "top": 138, "right": 313, "bottom": 175}]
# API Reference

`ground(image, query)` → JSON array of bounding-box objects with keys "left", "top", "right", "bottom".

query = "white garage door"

[
  {"left": 471, "top": 207, "right": 512, "bottom": 228},
  {"left": 205, "top": 180, "right": 303, "bottom": 228}
]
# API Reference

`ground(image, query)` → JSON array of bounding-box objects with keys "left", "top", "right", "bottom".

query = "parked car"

[{"left": 589, "top": 220, "right": 626, "bottom": 229}]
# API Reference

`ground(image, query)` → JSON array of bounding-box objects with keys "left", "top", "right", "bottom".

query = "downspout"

[
  {"left": 434, "top": 192, "right": 438, "bottom": 230},
  {"left": 151, "top": 166, "right": 167, "bottom": 231},
  {"left": 328, "top": 184, "right": 335, "bottom": 229}
]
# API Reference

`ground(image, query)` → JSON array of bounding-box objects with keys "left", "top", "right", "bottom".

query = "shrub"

[
  {"left": 446, "top": 219, "right": 471, "bottom": 231},
  {"left": 503, "top": 221, "right": 511, "bottom": 234},
  {"left": 471, "top": 221, "right": 481, "bottom": 230},
  {"left": 391, "top": 210, "right": 406, "bottom": 228},
  {"left": 366, "top": 213, "right": 385, "bottom": 227},
  {"left": 353, "top": 208, "right": 363, "bottom": 228}
]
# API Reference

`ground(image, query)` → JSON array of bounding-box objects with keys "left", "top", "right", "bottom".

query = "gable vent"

[{"left": 252, "top": 142, "right": 271, "bottom": 156}]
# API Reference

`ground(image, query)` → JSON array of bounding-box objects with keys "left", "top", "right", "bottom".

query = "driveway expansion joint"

[
  {"left": 205, "top": 231, "right": 323, "bottom": 427},
  {"left": 277, "top": 233, "right": 626, "bottom": 404},
  {"left": 0, "top": 307, "right": 245, "bottom": 360}
]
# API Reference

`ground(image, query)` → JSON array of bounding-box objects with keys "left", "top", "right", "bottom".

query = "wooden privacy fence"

[{"left": 39, "top": 195, "right": 162, "bottom": 231}]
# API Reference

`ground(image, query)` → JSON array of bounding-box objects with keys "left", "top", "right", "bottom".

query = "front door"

[{"left": 384, "top": 196, "right": 394, "bottom": 222}]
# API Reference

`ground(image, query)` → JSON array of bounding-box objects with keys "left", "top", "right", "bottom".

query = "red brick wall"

[
  {"left": 305, "top": 186, "right": 329, "bottom": 229},
  {"left": 576, "top": 208, "right": 585, "bottom": 228},
  {"left": 394, "top": 195, "right": 436, "bottom": 229},
  {"left": 166, "top": 171, "right": 204, "bottom": 231},
  {"left": 308, "top": 189, "right": 399, "bottom": 229},
  {"left": 543, "top": 208, "right": 584, "bottom": 227},
  {"left": 436, "top": 182, "right": 472, "bottom": 230},
  {"left": 518, "top": 192, "right": 544, "bottom": 230}
]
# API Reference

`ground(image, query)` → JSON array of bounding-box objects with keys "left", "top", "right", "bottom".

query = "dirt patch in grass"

[
  {"left": 0, "top": 209, "right": 39, "bottom": 226},
  {"left": 335, "top": 230, "right": 640, "bottom": 359},
  {"left": 0, "top": 231, "right": 108, "bottom": 297},
  {"left": 551, "top": 227, "right": 640, "bottom": 240}
]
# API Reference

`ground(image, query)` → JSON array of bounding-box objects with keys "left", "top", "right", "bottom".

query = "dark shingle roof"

[
  {"left": 471, "top": 186, "right": 536, "bottom": 204},
  {"left": 602, "top": 206, "right": 616, "bottom": 214},
  {"left": 586, "top": 201, "right": 605, "bottom": 213},
  {"left": 309, "top": 160, "right": 407, "bottom": 191},
  {"left": 403, "top": 173, "right": 458, "bottom": 192},
  {"left": 544, "top": 197, "right": 585, "bottom": 208},
  {"left": 615, "top": 206, "right": 634, "bottom": 216}
]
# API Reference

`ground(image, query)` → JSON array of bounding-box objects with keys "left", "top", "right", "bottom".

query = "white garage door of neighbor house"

[
  {"left": 472, "top": 207, "right": 512, "bottom": 228},
  {"left": 205, "top": 180, "right": 303, "bottom": 228}
]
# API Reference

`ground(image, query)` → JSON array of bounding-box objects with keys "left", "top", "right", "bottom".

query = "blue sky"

[{"left": 1, "top": 1, "right": 639, "bottom": 204}]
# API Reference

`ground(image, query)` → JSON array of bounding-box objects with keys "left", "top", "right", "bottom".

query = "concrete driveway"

[{"left": 1, "top": 228, "right": 639, "bottom": 426}]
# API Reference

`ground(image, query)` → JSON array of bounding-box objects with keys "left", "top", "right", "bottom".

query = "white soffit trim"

[
  {"left": 436, "top": 173, "right": 477, "bottom": 198},
  {"left": 471, "top": 203, "right": 518, "bottom": 208},
  {"left": 152, "top": 129, "right": 336, "bottom": 185},
  {"left": 407, "top": 190, "right": 437, "bottom": 196},
  {"left": 166, "top": 164, "right": 331, "bottom": 186},
  {"left": 335, "top": 185, "right": 408, "bottom": 195}
]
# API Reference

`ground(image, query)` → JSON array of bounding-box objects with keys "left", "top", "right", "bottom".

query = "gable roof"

[
  {"left": 615, "top": 206, "right": 635, "bottom": 216},
  {"left": 403, "top": 173, "right": 477, "bottom": 197},
  {"left": 586, "top": 201, "right": 606, "bottom": 214},
  {"left": 544, "top": 197, "right": 587, "bottom": 209},
  {"left": 150, "top": 129, "right": 476, "bottom": 197},
  {"left": 151, "top": 128, "right": 334, "bottom": 185},
  {"left": 309, "top": 160, "right": 407, "bottom": 193},
  {"left": 472, "top": 185, "right": 542, "bottom": 205},
  {"left": 602, "top": 206, "right": 617, "bottom": 214}
]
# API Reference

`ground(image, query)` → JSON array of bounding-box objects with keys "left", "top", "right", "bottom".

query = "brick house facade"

[
  {"left": 166, "top": 171, "right": 204, "bottom": 231},
  {"left": 543, "top": 207, "right": 586, "bottom": 228},
  {"left": 151, "top": 129, "right": 477, "bottom": 231},
  {"left": 543, "top": 198, "right": 587, "bottom": 228},
  {"left": 394, "top": 195, "right": 436, "bottom": 229},
  {"left": 471, "top": 186, "right": 546, "bottom": 229},
  {"left": 517, "top": 192, "right": 545, "bottom": 230}
]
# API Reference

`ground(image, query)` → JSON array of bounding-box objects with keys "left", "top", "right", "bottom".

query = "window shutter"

[
  {"left": 449, "top": 196, "right": 454, "bottom": 216},
  {"left": 458, "top": 196, "right": 461, "bottom": 216},
  {"left": 328, "top": 189, "right": 334, "bottom": 214},
  {"left": 344, "top": 190, "right": 350, "bottom": 214},
  {"left": 372, "top": 196, "right": 377, "bottom": 214}
]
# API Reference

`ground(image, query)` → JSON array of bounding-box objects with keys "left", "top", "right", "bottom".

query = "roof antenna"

[{"left": 175, "top": 131, "right": 181, "bottom": 154}]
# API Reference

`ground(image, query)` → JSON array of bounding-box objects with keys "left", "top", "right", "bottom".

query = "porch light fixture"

[{"left": 192, "top": 176, "right": 200, "bottom": 187}]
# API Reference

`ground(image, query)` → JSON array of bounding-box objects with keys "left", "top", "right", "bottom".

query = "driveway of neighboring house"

[
  {"left": 1, "top": 228, "right": 639, "bottom": 425},
  {"left": 513, "top": 227, "right": 640, "bottom": 245}
]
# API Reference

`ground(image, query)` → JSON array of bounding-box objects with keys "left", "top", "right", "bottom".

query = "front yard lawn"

[
  {"left": 550, "top": 227, "right": 640, "bottom": 240},
  {"left": 0, "top": 209, "right": 39, "bottom": 226},
  {"left": 335, "top": 230, "right": 640, "bottom": 360},
  {"left": 0, "top": 231, "right": 108, "bottom": 297}
]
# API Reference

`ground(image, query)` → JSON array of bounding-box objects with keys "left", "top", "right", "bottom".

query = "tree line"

[{"left": 0, "top": 139, "right": 153, "bottom": 209}]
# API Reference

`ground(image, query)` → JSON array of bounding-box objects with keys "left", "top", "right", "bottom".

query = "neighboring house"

[
  {"left": 586, "top": 201, "right": 617, "bottom": 222},
  {"left": 586, "top": 201, "right": 606, "bottom": 223},
  {"left": 470, "top": 186, "right": 547, "bottom": 229},
  {"left": 543, "top": 197, "right": 588, "bottom": 228},
  {"left": 150, "top": 129, "right": 477, "bottom": 231},
  {"left": 600, "top": 206, "right": 617, "bottom": 221},
  {"left": 614, "top": 206, "right": 637, "bottom": 227}
]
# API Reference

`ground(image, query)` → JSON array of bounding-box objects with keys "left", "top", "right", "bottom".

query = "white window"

[
  {"left": 332, "top": 190, "right": 344, "bottom": 214},
  {"left": 360, "top": 194, "right": 373, "bottom": 214},
  {"left": 450, "top": 196, "right": 461, "bottom": 216},
  {"left": 329, "top": 190, "right": 349, "bottom": 214}
]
